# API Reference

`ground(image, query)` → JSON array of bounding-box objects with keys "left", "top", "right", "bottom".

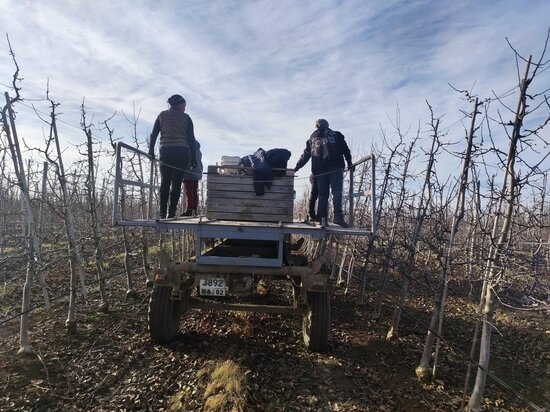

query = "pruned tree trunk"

[
  {"left": 120, "top": 186, "right": 135, "bottom": 296},
  {"left": 83, "top": 126, "right": 109, "bottom": 311},
  {"left": 3, "top": 92, "right": 40, "bottom": 355},
  {"left": 466, "top": 177, "right": 481, "bottom": 297},
  {"left": 36, "top": 161, "right": 51, "bottom": 309},
  {"left": 528, "top": 172, "right": 547, "bottom": 296},
  {"left": 387, "top": 113, "right": 439, "bottom": 340},
  {"left": 356, "top": 147, "right": 395, "bottom": 306},
  {"left": 49, "top": 106, "right": 88, "bottom": 332},
  {"left": 417, "top": 97, "right": 480, "bottom": 381},
  {"left": 467, "top": 55, "right": 532, "bottom": 412}
]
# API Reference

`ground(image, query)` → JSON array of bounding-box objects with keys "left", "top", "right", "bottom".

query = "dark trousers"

[
  {"left": 159, "top": 146, "right": 190, "bottom": 218},
  {"left": 183, "top": 180, "right": 199, "bottom": 210},
  {"left": 308, "top": 174, "right": 319, "bottom": 217},
  {"left": 316, "top": 168, "right": 344, "bottom": 222}
]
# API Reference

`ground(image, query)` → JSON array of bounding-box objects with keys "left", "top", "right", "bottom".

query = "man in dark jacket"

[
  {"left": 149, "top": 94, "right": 197, "bottom": 219},
  {"left": 294, "top": 119, "right": 353, "bottom": 227}
]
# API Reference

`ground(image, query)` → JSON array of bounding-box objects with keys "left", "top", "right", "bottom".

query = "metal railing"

[
  {"left": 113, "top": 141, "right": 377, "bottom": 236},
  {"left": 112, "top": 142, "right": 157, "bottom": 225},
  {"left": 348, "top": 154, "right": 376, "bottom": 234}
]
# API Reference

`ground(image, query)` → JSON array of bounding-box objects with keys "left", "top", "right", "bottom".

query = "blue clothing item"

[
  {"left": 183, "top": 140, "right": 203, "bottom": 181},
  {"left": 265, "top": 148, "right": 291, "bottom": 177},
  {"left": 240, "top": 149, "right": 273, "bottom": 195},
  {"left": 316, "top": 168, "right": 344, "bottom": 222},
  {"left": 240, "top": 148, "right": 291, "bottom": 195}
]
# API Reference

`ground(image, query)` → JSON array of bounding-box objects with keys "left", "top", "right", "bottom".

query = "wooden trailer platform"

[
  {"left": 115, "top": 217, "right": 372, "bottom": 268},
  {"left": 115, "top": 216, "right": 372, "bottom": 238},
  {"left": 112, "top": 142, "right": 376, "bottom": 350},
  {"left": 112, "top": 141, "right": 376, "bottom": 268}
]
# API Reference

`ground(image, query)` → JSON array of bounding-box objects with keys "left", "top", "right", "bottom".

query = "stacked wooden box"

[{"left": 206, "top": 165, "right": 294, "bottom": 222}]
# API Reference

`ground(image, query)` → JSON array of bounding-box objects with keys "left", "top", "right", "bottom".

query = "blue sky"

[{"left": 1, "top": 0, "right": 549, "bottom": 195}]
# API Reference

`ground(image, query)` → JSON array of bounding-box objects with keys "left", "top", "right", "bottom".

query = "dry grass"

[
  {"left": 202, "top": 360, "right": 246, "bottom": 412},
  {"left": 230, "top": 312, "right": 254, "bottom": 337},
  {"left": 169, "top": 359, "right": 246, "bottom": 411}
]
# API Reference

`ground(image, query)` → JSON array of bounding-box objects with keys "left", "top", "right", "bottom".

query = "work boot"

[
  {"left": 167, "top": 206, "right": 177, "bottom": 219},
  {"left": 159, "top": 205, "right": 168, "bottom": 219},
  {"left": 308, "top": 211, "right": 318, "bottom": 221},
  {"left": 333, "top": 216, "right": 349, "bottom": 228},
  {"left": 180, "top": 208, "right": 195, "bottom": 217}
]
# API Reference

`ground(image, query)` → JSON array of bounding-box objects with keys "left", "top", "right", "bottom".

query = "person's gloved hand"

[{"left": 191, "top": 160, "right": 197, "bottom": 169}]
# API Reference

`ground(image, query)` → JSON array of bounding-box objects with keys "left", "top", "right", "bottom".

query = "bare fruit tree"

[
  {"left": 2, "top": 92, "right": 41, "bottom": 355},
  {"left": 1, "top": 36, "right": 49, "bottom": 354},
  {"left": 31, "top": 87, "right": 89, "bottom": 333},
  {"left": 467, "top": 40, "right": 550, "bottom": 410},
  {"left": 416, "top": 97, "right": 481, "bottom": 380},
  {"left": 387, "top": 103, "right": 443, "bottom": 340},
  {"left": 81, "top": 101, "right": 109, "bottom": 311}
]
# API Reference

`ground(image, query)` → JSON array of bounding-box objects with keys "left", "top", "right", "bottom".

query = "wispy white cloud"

[{"left": 1, "top": 0, "right": 549, "bottom": 192}]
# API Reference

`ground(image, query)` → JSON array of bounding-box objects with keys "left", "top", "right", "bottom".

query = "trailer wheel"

[
  {"left": 302, "top": 291, "right": 330, "bottom": 352},
  {"left": 148, "top": 285, "right": 182, "bottom": 343}
]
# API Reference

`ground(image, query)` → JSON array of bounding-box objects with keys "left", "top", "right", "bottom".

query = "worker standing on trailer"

[
  {"left": 294, "top": 119, "right": 354, "bottom": 227},
  {"left": 149, "top": 94, "right": 198, "bottom": 219}
]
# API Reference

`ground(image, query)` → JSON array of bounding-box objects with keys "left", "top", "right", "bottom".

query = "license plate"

[{"left": 199, "top": 278, "right": 226, "bottom": 296}]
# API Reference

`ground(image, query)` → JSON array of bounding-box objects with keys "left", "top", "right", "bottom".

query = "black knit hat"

[
  {"left": 315, "top": 119, "right": 329, "bottom": 129},
  {"left": 167, "top": 94, "right": 186, "bottom": 107}
]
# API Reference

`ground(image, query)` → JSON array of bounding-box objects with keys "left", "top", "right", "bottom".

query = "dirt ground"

[{"left": 0, "top": 268, "right": 548, "bottom": 411}]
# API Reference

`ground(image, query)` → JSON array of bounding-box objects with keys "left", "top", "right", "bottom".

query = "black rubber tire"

[
  {"left": 148, "top": 285, "right": 182, "bottom": 343},
  {"left": 302, "top": 291, "right": 331, "bottom": 352}
]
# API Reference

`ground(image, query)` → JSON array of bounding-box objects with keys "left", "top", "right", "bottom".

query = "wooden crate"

[{"left": 206, "top": 165, "right": 294, "bottom": 222}]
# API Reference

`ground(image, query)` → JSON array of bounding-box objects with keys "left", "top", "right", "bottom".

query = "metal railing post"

[
  {"left": 112, "top": 142, "right": 122, "bottom": 225},
  {"left": 148, "top": 158, "right": 155, "bottom": 219},
  {"left": 371, "top": 154, "right": 377, "bottom": 236},
  {"left": 349, "top": 168, "right": 354, "bottom": 227}
]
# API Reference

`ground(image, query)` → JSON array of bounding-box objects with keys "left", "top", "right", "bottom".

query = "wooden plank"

[
  {"left": 206, "top": 202, "right": 292, "bottom": 215},
  {"left": 207, "top": 199, "right": 292, "bottom": 211},
  {"left": 206, "top": 211, "right": 292, "bottom": 222},
  {"left": 207, "top": 196, "right": 292, "bottom": 207},
  {"left": 207, "top": 182, "right": 294, "bottom": 194},
  {"left": 207, "top": 190, "right": 294, "bottom": 201},
  {"left": 207, "top": 174, "right": 294, "bottom": 187},
  {"left": 205, "top": 166, "right": 294, "bottom": 222}
]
